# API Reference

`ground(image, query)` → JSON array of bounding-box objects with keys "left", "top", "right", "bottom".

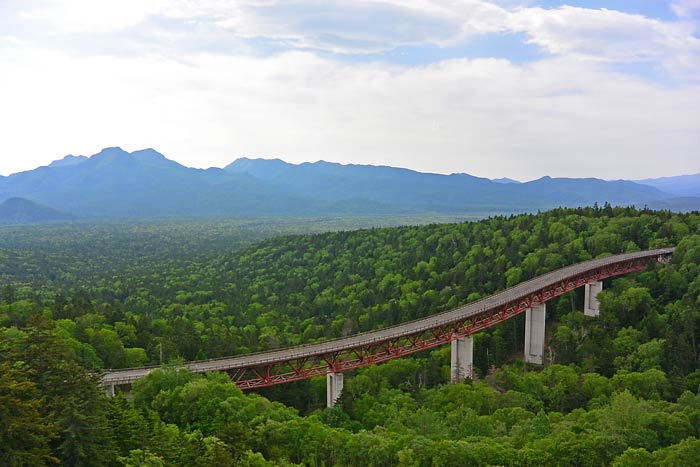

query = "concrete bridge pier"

[
  {"left": 451, "top": 336, "right": 474, "bottom": 382},
  {"left": 584, "top": 281, "right": 603, "bottom": 317},
  {"left": 105, "top": 384, "right": 116, "bottom": 397},
  {"left": 524, "top": 303, "right": 546, "bottom": 365},
  {"left": 326, "top": 372, "right": 344, "bottom": 408}
]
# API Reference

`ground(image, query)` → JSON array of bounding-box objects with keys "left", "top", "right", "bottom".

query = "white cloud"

[
  {"left": 1, "top": 1, "right": 698, "bottom": 180},
  {"left": 169, "top": 0, "right": 509, "bottom": 54},
  {"left": 19, "top": 0, "right": 169, "bottom": 34},
  {"left": 0, "top": 42, "right": 698, "bottom": 179},
  {"left": 511, "top": 7, "right": 674, "bottom": 60},
  {"left": 10, "top": 1, "right": 700, "bottom": 67},
  {"left": 671, "top": 0, "right": 700, "bottom": 18}
]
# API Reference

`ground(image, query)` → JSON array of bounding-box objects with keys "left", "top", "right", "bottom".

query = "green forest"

[{"left": 2, "top": 206, "right": 700, "bottom": 466}]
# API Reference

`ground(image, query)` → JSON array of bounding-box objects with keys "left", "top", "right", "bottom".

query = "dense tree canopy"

[{"left": 1, "top": 206, "right": 700, "bottom": 465}]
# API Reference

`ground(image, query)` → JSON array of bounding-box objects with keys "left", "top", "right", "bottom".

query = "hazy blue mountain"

[
  {"left": 0, "top": 197, "right": 74, "bottom": 224},
  {"left": 225, "top": 157, "right": 292, "bottom": 180},
  {"left": 227, "top": 158, "right": 676, "bottom": 212},
  {"left": 492, "top": 177, "right": 521, "bottom": 184},
  {"left": 635, "top": 174, "right": 700, "bottom": 198},
  {"left": 0, "top": 147, "right": 304, "bottom": 217},
  {"left": 226, "top": 158, "right": 507, "bottom": 212},
  {"left": 646, "top": 197, "right": 700, "bottom": 212},
  {"left": 48, "top": 155, "right": 88, "bottom": 168},
  {"left": 515, "top": 176, "right": 667, "bottom": 206},
  {"left": 0, "top": 148, "right": 695, "bottom": 219}
]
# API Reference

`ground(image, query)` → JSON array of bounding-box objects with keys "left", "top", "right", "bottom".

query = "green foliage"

[
  {"left": 0, "top": 319, "right": 117, "bottom": 466},
  {"left": 2, "top": 207, "right": 700, "bottom": 466},
  {"left": 0, "top": 342, "right": 57, "bottom": 466},
  {"left": 118, "top": 449, "right": 165, "bottom": 467}
]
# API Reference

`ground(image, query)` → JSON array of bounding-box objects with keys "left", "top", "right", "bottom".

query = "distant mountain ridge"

[
  {"left": 48, "top": 155, "right": 88, "bottom": 168},
  {"left": 492, "top": 177, "right": 521, "bottom": 184},
  {"left": 0, "top": 197, "right": 75, "bottom": 224},
  {"left": 0, "top": 148, "right": 697, "bottom": 220},
  {"left": 635, "top": 174, "right": 700, "bottom": 198},
  {"left": 225, "top": 157, "right": 672, "bottom": 211}
]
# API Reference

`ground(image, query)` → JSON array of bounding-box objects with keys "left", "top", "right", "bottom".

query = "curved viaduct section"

[{"left": 102, "top": 248, "right": 674, "bottom": 404}]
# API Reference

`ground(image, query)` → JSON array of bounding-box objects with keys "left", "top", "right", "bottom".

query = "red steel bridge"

[{"left": 102, "top": 248, "right": 674, "bottom": 401}]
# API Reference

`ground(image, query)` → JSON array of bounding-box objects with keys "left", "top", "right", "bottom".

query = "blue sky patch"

[
  {"left": 534, "top": 0, "right": 677, "bottom": 20},
  {"left": 326, "top": 32, "right": 545, "bottom": 66}
]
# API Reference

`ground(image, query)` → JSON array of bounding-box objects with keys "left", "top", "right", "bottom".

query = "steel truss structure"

[
  {"left": 100, "top": 248, "right": 674, "bottom": 390},
  {"left": 228, "top": 257, "right": 651, "bottom": 389}
]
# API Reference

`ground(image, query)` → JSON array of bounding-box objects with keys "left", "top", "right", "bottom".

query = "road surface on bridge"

[{"left": 102, "top": 247, "right": 674, "bottom": 388}]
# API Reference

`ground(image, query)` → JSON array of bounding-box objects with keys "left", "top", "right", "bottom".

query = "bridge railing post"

[{"left": 524, "top": 303, "right": 546, "bottom": 365}]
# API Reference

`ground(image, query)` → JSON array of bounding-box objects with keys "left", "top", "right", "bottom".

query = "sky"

[{"left": 0, "top": 0, "right": 699, "bottom": 180}]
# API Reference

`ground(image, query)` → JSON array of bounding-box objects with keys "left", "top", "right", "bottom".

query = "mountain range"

[
  {"left": 0, "top": 197, "right": 74, "bottom": 224},
  {"left": 634, "top": 174, "right": 700, "bottom": 198},
  {"left": 0, "top": 147, "right": 697, "bottom": 222}
]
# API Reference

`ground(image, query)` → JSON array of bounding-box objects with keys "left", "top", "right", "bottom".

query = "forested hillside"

[{"left": 2, "top": 206, "right": 700, "bottom": 466}]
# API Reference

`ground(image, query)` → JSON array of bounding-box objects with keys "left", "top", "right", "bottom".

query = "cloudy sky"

[{"left": 1, "top": 0, "right": 698, "bottom": 180}]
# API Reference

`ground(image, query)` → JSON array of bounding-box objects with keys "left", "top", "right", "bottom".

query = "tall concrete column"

[
  {"left": 524, "top": 303, "right": 546, "bottom": 365},
  {"left": 326, "top": 372, "right": 344, "bottom": 408},
  {"left": 105, "top": 384, "right": 116, "bottom": 397},
  {"left": 451, "top": 336, "right": 474, "bottom": 382},
  {"left": 584, "top": 281, "right": 603, "bottom": 317}
]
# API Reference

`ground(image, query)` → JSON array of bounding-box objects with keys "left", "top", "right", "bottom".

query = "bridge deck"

[{"left": 101, "top": 248, "right": 674, "bottom": 386}]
